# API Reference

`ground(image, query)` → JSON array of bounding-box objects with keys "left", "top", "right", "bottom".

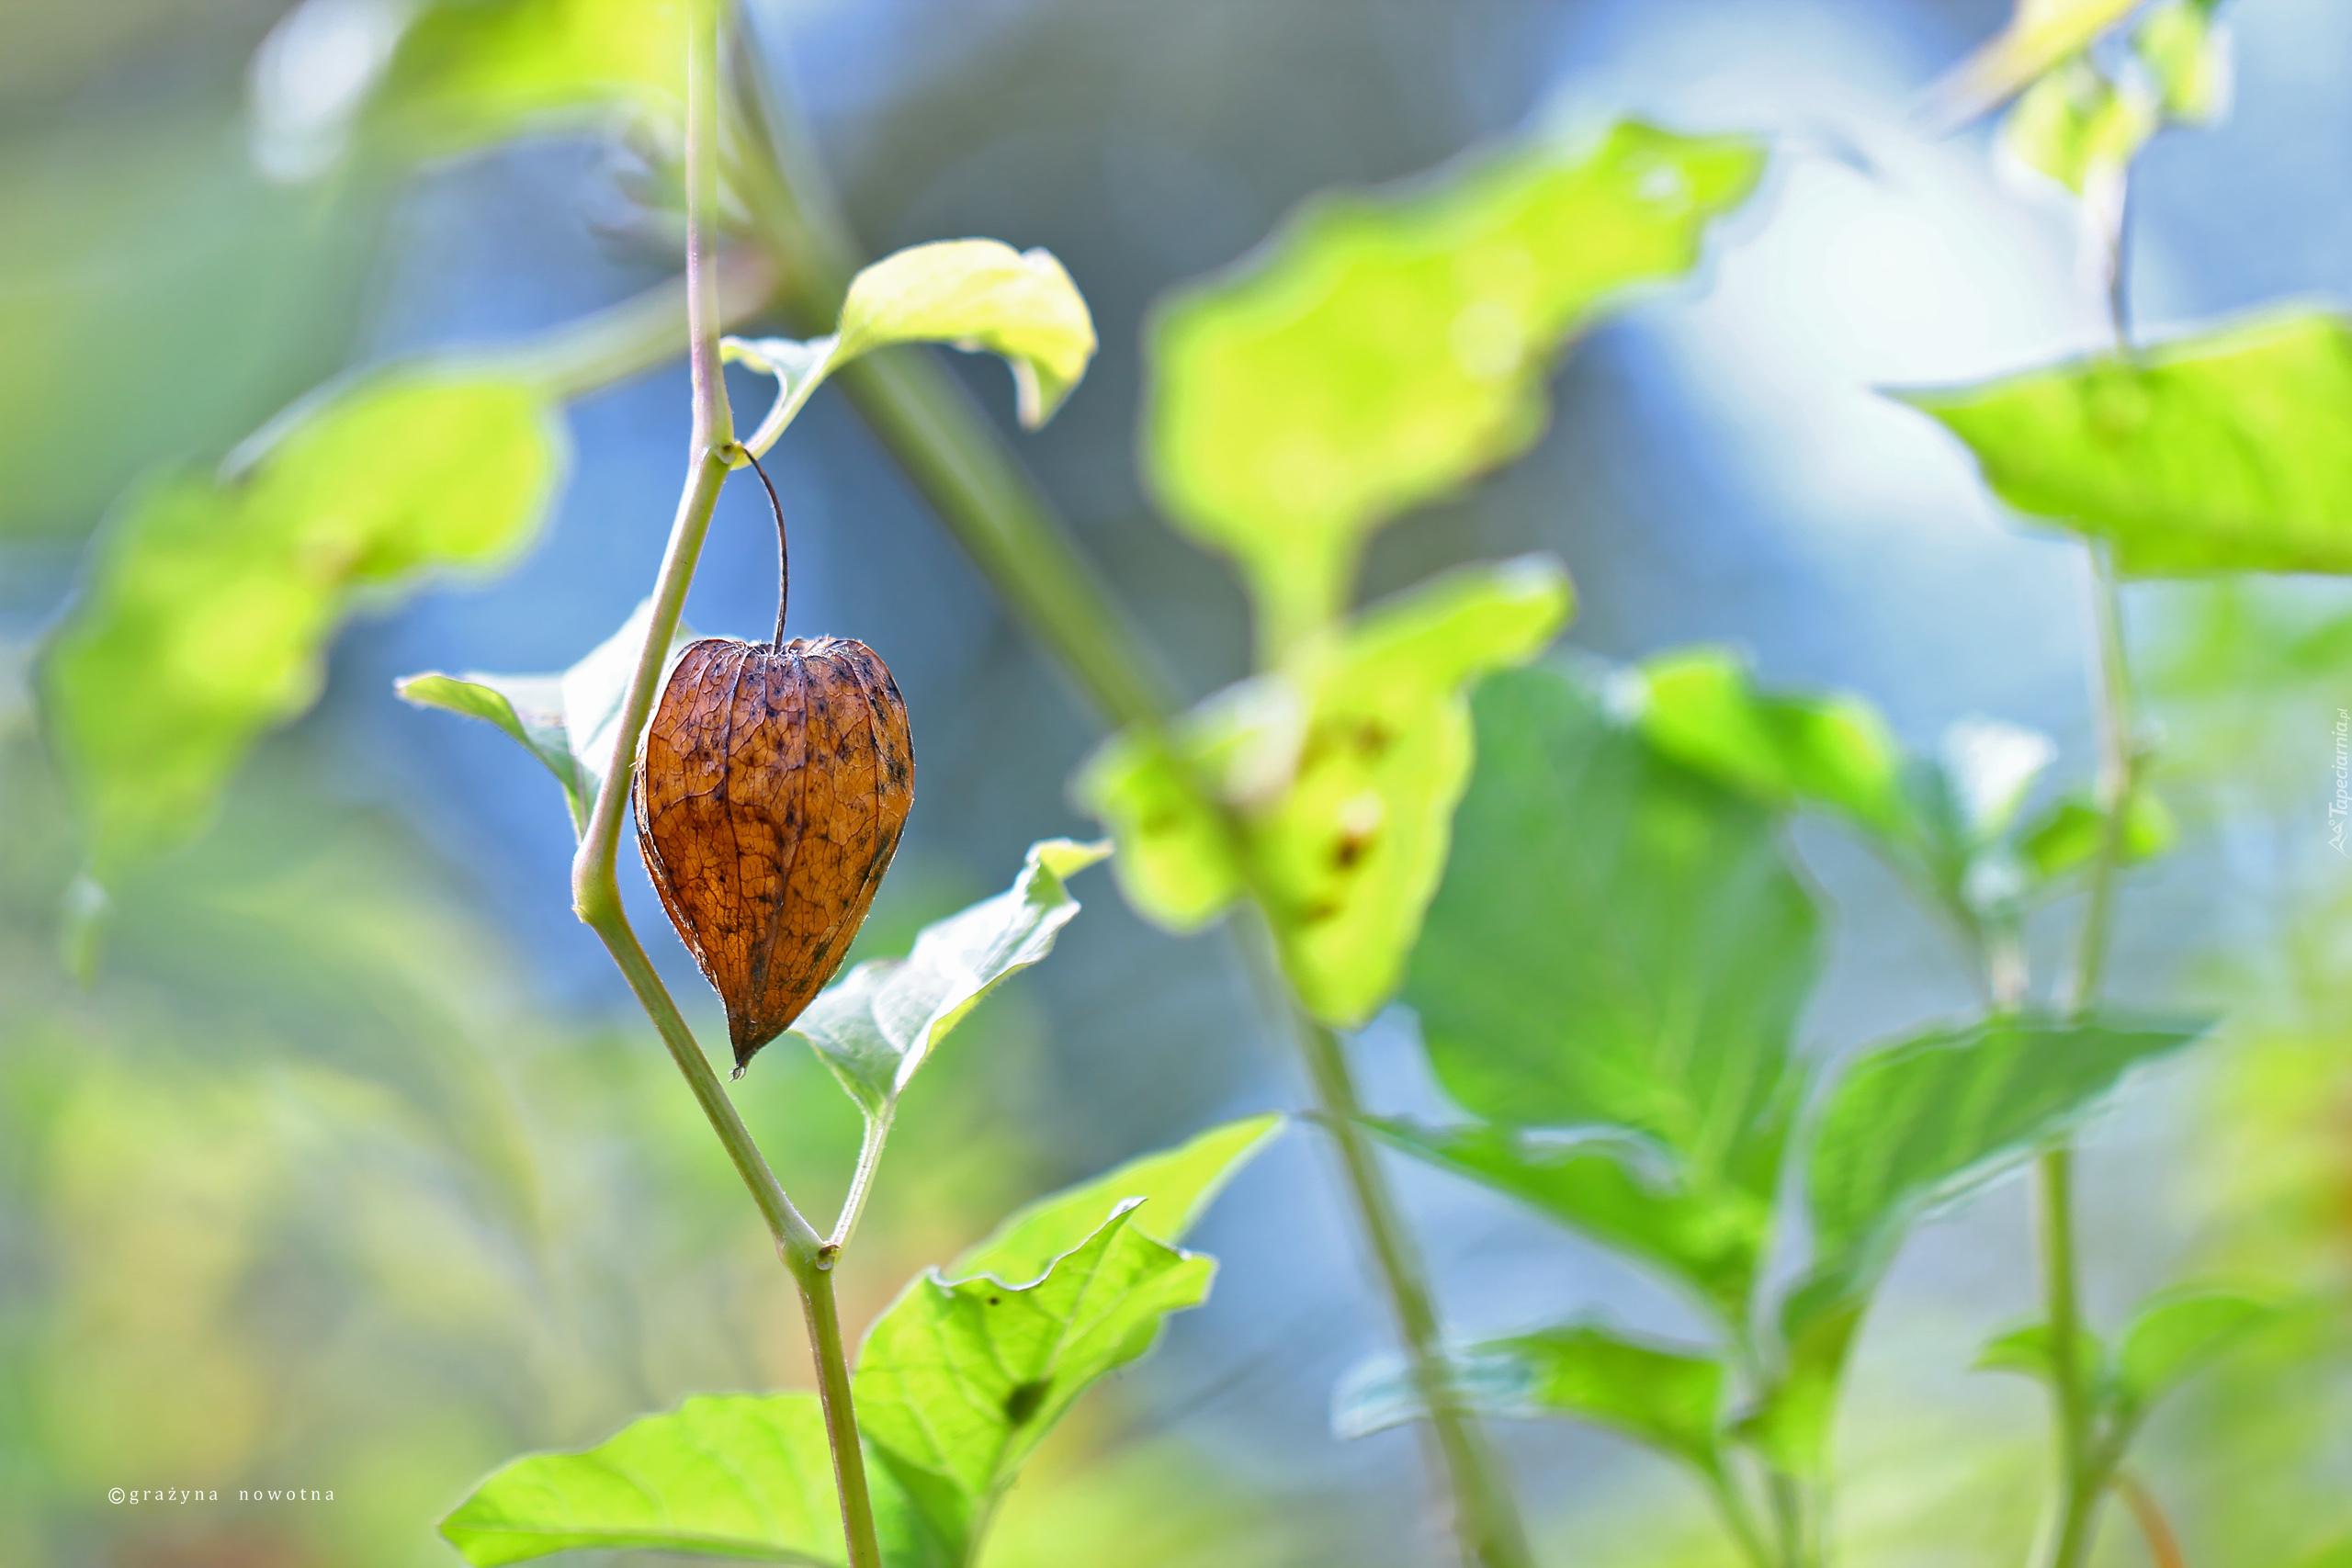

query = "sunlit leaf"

[
  {"left": 855, "top": 1208, "right": 1211, "bottom": 1563},
  {"left": 2113, "top": 1284, "right": 2278, "bottom": 1425},
  {"left": 953, "top": 1113, "right": 1283, "bottom": 1286},
  {"left": 1372, "top": 1120, "right": 1770, "bottom": 1329},
  {"left": 1335, "top": 1324, "right": 1728, "bottom": 1480},
  {"left": 1632, "top": 647, "right": 1911, "bottom": 838},
  {"left": 729, "top": 241, "right": 1097, "bottom": 456},
  {"left": 368, "top": 0, "right": 686, "bottom": 158},
  {"left": 1899, "top": 311, "right": 2352, "bottom": 577},
  {"left": 439, "top": 1391, "right": 938, "bottom": 1567},
  {"left": 837, "top": 241, "right": 1098, "bottom": 429},
  {"left": 1080, "top": 557, "right": 1572, "bottom": 1026},
  {"left": 2018, "top": 786, "right": 2178, "bottom": 883},
  {"left": 1997, "top": 58, "right": 2155, "bottom": 197},
  {"left": 1147, "top": 121, "right": 1761, "bottom": 651},
  {"left": 1403, "top": 660, "right": 1819, "bottom": 1191},
  {"left": 2136, "top": 0, "right": 2232, "bottom": 126},
  {"left": 42, "top": 371, "right": 562, "bottom": 883},
  {"left": 790, "top": 839, "right": 1113, "bottom": 1119},
  {"left": 397, "top": 599, "right": 695, "bottom": 837},
  {"left": 1927, "top": 0, "right": 2144, "bottom": 128}
]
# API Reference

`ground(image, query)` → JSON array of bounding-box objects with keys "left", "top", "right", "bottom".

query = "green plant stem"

[
  {"left": 1238, "top": 911, "right": 1537, "bottom": 1568},
  {"left": 2028, "top": 158, "right": 2153, "bottom": 1568},
  {"left": 729, "top": 28, "right": 1535, "bottom": 1566},
  {"left": 829, "top": 1110, "right": 895, "bottom": 1252},
  {"left": 2033, "top": 1145, "right": 2098, "bottom": 1568},
  {"left": 726, "top": 40, "right": 1180, "bottom": 738},
  {"left": 801, "top": 1260, "right": 887, "bottom": 1568},
  {"left": 567, "top": 10, "right": 884, "bottom": 1568}
]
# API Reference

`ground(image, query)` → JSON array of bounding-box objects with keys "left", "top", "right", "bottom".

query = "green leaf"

[
  {"left": 368, "top": 0, "right": 686, "bottom": 159},
  {"left": 952, "top": 1113, "right": 1283, "bottom": 1287},
  {"left": 854, "top": 1208, "right": 1213, "bottom": 1562},
  {"left": 1632, "top": 647, "right": 1911, "bottom": 837},
  {"left": 836, "top": 241, "right": 1099, "bottom": 429},
  {"left": 439, "top": 1391, "right": 938, "bottom": 1567},
  {"left": 1928, "top": 0, "right": 2145, "bottom": 127},
  {"left": 1370, "top": 1120, "right": 1770, "bottom": 1329},
  {"left": 2136, "top": 0, "right": 2232, "bottom": 126},
  {"left": 2018, "top": 787, "right": 2178, "bottom": 883},
  {"left": 1080, "top": 556, "right": 1572, "bottom": 1027},
  {"left": 1402, "top": 660, "right": 1820, "bottom": 1191},
  {"left": 1736, "top": 1279, "right": 1865, "bottom": 1481},
  {"left": 728, "top": 242, "right": 1098, "bottom": 456},
  {"left": 790, "top": 840, "right": 1113, "bottom": 1119},
  {"left": 1146, "top": 120, "right": 1761, "bottom": 650},
  {"left": 1899, "top": 311, "right": 2352, "bottom": 577},
  {"left": 41, "top": 371, "right": 562, "bottom": 882},
  {"left": 1997, "top": 57, "right": 2155, "bottom": 197},
  {"left": 1807, "top": 1017, "right": 2208, "bottom": 1292},
  {"left": 2113, "top": 1284, "right": 2278, "bottom": 1425},
  {"left": 1334, "top": 1325, "right": 1729, "bottom": 1480},
  {"left": 394, "top": 673, "right": 581, "bottom": 816},
  {"left": 1972, "top": 1318, "right": 2107, "bottom": 1390},
  {"left": 398, "top": 598, "right": 697, "bottom": 837}
]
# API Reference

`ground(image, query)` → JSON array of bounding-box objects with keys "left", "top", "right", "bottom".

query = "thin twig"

[{"left": 2112, "top": 1472, "right": 2188, "bottom": 1568}]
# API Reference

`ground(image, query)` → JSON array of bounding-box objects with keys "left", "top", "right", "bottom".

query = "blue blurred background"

[{"left": 5, "top": 1, "right": 2350, "bottom": 1563}]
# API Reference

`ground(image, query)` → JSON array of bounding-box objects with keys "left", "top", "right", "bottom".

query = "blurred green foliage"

[{"left": 1145, "top": 121, "right": 1759, "bottom": 655}]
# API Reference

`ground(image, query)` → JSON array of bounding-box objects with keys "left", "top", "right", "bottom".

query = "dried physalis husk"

[{"left": 634, "top": 636, "right": 914, "bottom": 1073}]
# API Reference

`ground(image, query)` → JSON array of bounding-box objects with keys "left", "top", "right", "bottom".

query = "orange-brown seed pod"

[{"left": 634, "top": 634, "right": 914, "bottom": 1073}]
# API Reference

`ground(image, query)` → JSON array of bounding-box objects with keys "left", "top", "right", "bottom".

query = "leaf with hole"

[
  {"left": 856, "top": 1201, "right": 1225, "bottom": 1560},
  {"left": 1080, "top": 556, "right": 1571, "bottom": 1026},
  {"left": 951, "top": 1112, "right": 1283, "bottom": 1287},
  {"left": 1147, "top": 120, "right": 1760, "bottom": 651}
]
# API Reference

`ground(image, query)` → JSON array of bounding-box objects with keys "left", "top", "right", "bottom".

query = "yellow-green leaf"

[
  {"left": 837, "top": 241, "right": 1098, "bottom": 429},
  {"left": 369, "top": 0, "right": 686, "bottom": 157},
  {"left": 1899, "top": 311, "right": 2352, "bottom": 577},
  {"left": 1078, "top": 556, "right": 1573, "bottom": 1026},
  {"left": 1633, "top": 647, "right": 1911, "bottom": 838},
  {"left": 1997, "top": 57, "right": 2156, "bottom": 197},
  {"left": 42, "top": 372, "right": 562, "bottom": 881},
  {"left": 1145, "top": 121, "right": 1760, "bottom": 653},
  {"left": 2136, "top": 0, "right": 2233, "bottom": 126},
  {"left": 790, "top": 840, "right": 1112, "bottom": 1119},
  {"left": 1927, "top": 0, "right": 2145, "bottom": 127}
]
